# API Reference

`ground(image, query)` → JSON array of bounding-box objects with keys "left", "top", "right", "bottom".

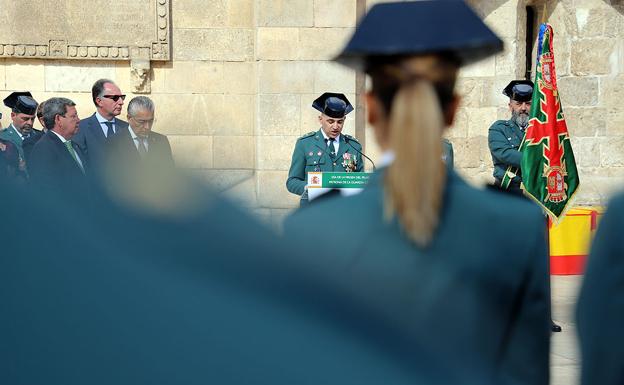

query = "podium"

[{"left": 307, "top": 172, "right": 372, "bottom": 201}]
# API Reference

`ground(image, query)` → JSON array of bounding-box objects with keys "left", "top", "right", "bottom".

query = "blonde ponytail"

[{"left": 383, "top": 76, "right": 447, "bottom": 247}]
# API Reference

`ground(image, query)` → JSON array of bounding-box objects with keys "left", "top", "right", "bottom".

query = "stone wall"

[{"left": 0, "top": 0, "right": 622, "bottom": 225}]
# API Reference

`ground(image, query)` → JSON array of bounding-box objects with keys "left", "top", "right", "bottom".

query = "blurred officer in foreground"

[
  {"left": 577, "top": 193, "right": 624, "bottom": 385},
  {"left": 1, "top": 137, "right": 483, "bottom": 384},
  {"left": 285, "top": 1, "right": 550, "bottom": 384},
  {"left": 286, "top": 92, "right": 364, "bottom": 206}
]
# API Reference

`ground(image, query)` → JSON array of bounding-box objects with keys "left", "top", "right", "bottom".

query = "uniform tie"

[
  {"left": 64, "top": 140, "right": 85, "bottom": 173},
  {"left": 327, "top": 138, "right": 336, "bottom": 159}
]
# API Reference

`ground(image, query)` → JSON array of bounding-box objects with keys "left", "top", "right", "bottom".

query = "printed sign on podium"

[{"left": 307, "top": 172, "right": 372, "bottom": 201}]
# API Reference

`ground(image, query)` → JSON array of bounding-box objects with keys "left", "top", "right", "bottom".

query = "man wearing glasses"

[
  {"left": 110, "top": 96, "right": 173, "bottom": 167},
  {"left": 29, "top": 97, "right": 86, "bottom": 188},
  {"left": 73, "top": 79, "right": 129, "bottom": 170}
]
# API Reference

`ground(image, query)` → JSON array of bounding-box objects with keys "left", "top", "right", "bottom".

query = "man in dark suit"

[
  {"left": 110, "top": 96, "right": 174, "bottom": 168},
  {"left": 29, "top": 97, "right": 86, "bottom": 188},
  {"left": 72, "top": 78, "right": 128, "bottom": 170}
]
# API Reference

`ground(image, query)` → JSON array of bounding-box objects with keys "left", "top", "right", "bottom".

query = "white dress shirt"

[
  {"left": 320, "top": 130, "right": 340, "bottom": 154},
  {"left": 95, "top": 111, "right": 117, "bottom": 137},
  {"left": 127, "top": 125, "right": 149, "bottom": 152}
]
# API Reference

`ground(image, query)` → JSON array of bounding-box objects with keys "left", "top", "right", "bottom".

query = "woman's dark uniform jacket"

[
  {"left": 285, "top": 168, "right": 551, "bottom": 385},
  {"left": 577, "top": 192, "right": 624, "bottom": 385},
  {"left": 0, "top": 172, "right": 491, "bottom": 385}
]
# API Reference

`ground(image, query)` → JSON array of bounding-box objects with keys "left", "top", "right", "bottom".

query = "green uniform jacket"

[
  {"left": 488, "top": 119, "right": 524, "bottom": 184},
  {"left": 286, "top": 129, "right": 364, "bottom": 198},
  {"left": 284, "top": 168, "right": 551, "bottom": 385},
  {"left": 577, "top": 193, "right": 624, "bottom": 385},
  {"left": 0, "top": 125, "right": 25, "bottom": 160}
]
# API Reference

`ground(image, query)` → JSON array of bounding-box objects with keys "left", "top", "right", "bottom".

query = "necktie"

[
  {"left": 137, "top": 137, "right": 148, "bottom": 156},
  {"left": 103, "top": 121, "right": 114, "bottom": 138},
  {"left": 327, "top": 139, "right": 336, "bottom": 159},
  {"left": 64, "top": 141, "right": 85, "bottom": 173}
]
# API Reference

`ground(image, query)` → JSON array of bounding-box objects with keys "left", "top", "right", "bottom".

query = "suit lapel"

[
  {"left": 48, "top": 132, "right": 84, "bottom": 174},
  {"left": 89, "top": 114, "right": 107, "bottom": 142}
]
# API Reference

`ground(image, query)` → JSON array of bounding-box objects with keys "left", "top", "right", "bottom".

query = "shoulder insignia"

[
  {"left": 345, "top": 134, "right": 360, "bottom": 144},
  {"left": 298, "top": 131, "right": 316, "bottom": 140}
]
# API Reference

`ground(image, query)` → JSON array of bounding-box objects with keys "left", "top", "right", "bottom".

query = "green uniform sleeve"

[
  {"left": 286, "top": 140, "right": 307, "bottom": 196},
  {"left": 443, "top": 139, "right": 454, "bottom": 169},
  {"left": 488, "top": 123, "right": 522, "bottom": 168}
]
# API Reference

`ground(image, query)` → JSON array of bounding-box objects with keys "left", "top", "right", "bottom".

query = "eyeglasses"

[{"left": 101, "top": 94, "right": 126, "bottom": 102}]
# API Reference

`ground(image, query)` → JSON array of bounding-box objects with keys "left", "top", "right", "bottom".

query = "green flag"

[{"left": 520, "top": 23, "right": 579, "bottom": 220}]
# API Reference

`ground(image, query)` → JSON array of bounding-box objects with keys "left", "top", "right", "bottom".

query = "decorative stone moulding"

[{"left": 0, "top": 0, "right": 171, "bottom": 62}]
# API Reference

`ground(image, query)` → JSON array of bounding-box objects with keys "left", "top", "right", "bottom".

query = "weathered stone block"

[
  {"left": 257, "top": 0, "right": 314, "bottom": 27},
  {"left": 605, "top": 109, "right": 624, "bottom": 137},
  {"left": 43, "top": 60, "right": 115, "bottom": 92},
  {"left": 223, "top": 62, "right": 256, "bottom": 95},
  {"left": 3, "top": 59, "right": 44, "bottom": 91},
  {"left": 570, "top": 137, "right": 601, "bottom": 167},
  {"left": 0, "top": 59, "right": 6, "bottom": 90},
  {"left": 168, "top": 135, "right": 213, "bottom": 169},
  {"left": 258, "top": 61, "right": 315, "bottom": 94},
  {"left": 256, "top": 170, "right": 300, "bottom": 208},
  {"left": 173, "top": 0, "right": 253, "bottom": 28},
  {"left": 483, "top": 0, "right": 522, "bottom": 39},
  {"left": 455, "top": 135, "right": 489, "bottom": 169},
  {"left": 494, "top": 39, "right": 523, "bottom": 77},
  {"left": 467, "top": 107, "right": 498, "bottom": 137},
  {"left": 313, "top": 61, "right": 357, "bottom": 94},
  {"left": 571, "top": 39, "right": 617, "bottom": 76},
  {"left": 314, "top": 0, "right": 357, "bottom": 27},
  {"left": 213, "top": 136, "right": 255, "bottom": 169},
  {"left": 257, "top": 135, "right": 299, "bottom": 171},
  {"left": 447, "top": 107, "right": 469, "bottom": 138},
  {"left": 558, "top": 76, "right": 599, "bottom": 107},
  {"left": 457, "top": 78, "right": 494, "bottom": 108},
  {"left": 564, "top": 107, "right": 606, "bottom": 137},
  {"left": 600, "top": 75, "right": 624, "bottom": 109},
  {"left": 149, "top": 94, "right": 253, "bottom": 136},
  {"left": 152, "top": 61, "right": 225, "bottom": 94},
  {"left": 601, "top": 136, "right": 624, "bottom": 167},
  {"left": 298, "top": 28, "right": 354, "bottom": 60},
  {"left": 173, "top": 29, "right": 253, "bottom": 61},
  {"left": 256, "top": 28, "right": 300, "bottom": 60},
  {"left": 460, "top": 56, "right": 496, "bottom": 78},
  {"left": 257, "top": 94, "right": 301, "bottom": 136},
  {"left": 552, "top": 37, "right": 571, "bottom": 77}
]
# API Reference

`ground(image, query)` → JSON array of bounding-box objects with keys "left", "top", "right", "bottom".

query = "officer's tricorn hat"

[
  {"left": 312, "top": 93, "right": 354, "bottom": 118},
  {"left": 503, "top": 80, "right": 534, "bottom": 102},
  {"left": 334, "top": 1, "right": 504, "bottom": 72},
  {"left": 3, "top": 91, "right": 38, "bottom": 115}
]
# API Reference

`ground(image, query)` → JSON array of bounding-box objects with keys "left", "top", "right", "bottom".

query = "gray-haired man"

[{"left": 110, "top": 96, "right": 173, "bottom": 167}]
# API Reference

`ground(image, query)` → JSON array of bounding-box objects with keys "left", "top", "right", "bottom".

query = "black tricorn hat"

[
  {"left": 503, "top": 80, "right": 534, "bottom": 102},
  {"left": 312, "top": 93, "right": 354, "bottom": 118},
  {"left": 3, "top": 91, "right": 38, "bottom": 115},
  {"left": 334, "top": 0, "right": 504, "bottom": 72}
]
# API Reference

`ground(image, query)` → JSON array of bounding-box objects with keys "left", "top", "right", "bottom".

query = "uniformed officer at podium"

[{"left": 286, "top": 93, "right": 364, "bottom": 206}]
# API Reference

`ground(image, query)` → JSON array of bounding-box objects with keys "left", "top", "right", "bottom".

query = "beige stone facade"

[{"left": 1, "top": 0, "right": 622, "bottom": 225}]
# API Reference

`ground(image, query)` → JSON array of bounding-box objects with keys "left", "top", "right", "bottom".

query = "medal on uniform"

[
  {"left": 308, "top": 152, "right": 313, "bottom": 156},
  {"left": 317, "top": 151, "right": 322, "bottom": 156}
]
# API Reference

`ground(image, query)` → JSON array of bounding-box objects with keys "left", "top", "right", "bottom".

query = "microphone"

[{"left": 344, "top": 136, "right": 376, "bottom": 171}]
